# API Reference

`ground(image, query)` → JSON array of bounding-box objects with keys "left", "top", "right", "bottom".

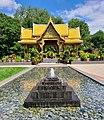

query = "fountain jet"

[{"left": 50, "top": 68, "right": 55, "bottom": 78}]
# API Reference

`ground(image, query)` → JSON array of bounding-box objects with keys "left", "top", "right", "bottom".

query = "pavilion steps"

[{"left": 42, "top": 58, "right": 59, "bottom": 63}]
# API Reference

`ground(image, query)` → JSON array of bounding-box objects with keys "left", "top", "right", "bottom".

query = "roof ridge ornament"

[{"left": 48, "top": 17, "right": 53, "bottom": 24}]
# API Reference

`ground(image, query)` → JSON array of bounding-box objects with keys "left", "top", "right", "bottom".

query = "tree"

[
  {"left": 14, "top": 5, "right": 50, "bottom": 27},
  {"left": 14, "top": 5, "right": 26, "bottom": 26},
  {"left": 68, "top": 18, "right": 90, "bottom": 41},
  {"left": 90, "top": 30, "right": 104, "bottom": 49},
  {"left": 0, "top": 13, "right": 21, "bottom": 57},
  {"left": 10, "top": 42, "right": 24, "bottom": 56},
  {"left": 68, "top": 18, "right": 91, "bottom": 51},
  {"left": 14, "top": 5, "right": 64, "bottom": 28},
  {"left": 52, "top": 16, "right": 64, "bottom": 24}
]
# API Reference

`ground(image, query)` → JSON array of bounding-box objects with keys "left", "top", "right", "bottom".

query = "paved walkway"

[{"left": 70, "top": 64, "right": 104, "bottom": 85}]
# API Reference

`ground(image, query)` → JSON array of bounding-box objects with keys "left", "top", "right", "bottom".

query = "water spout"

[{"left": 50, "top": 68, "right": 55, "bottom": 78}]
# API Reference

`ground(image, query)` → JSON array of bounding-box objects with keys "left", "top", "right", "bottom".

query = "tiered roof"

[{"left": 19, "top": 17, "right": 83, "bottom": 44}]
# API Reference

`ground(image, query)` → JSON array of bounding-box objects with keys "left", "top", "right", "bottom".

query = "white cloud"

[
  {"left": 6, "top": 13, "right": 14, "bottom": 17},
  {"left": 0, "top": 0, "right": 21, "bottom": 10},
  {"left": 56, "top": 0, "right": 104, "bottom": 34}
]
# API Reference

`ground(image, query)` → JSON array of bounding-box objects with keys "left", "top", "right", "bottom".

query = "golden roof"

[
  {"left": 21, "top": 19, "right": 81, "bottom": 39},
  {"left": 68, "top": 28, "right": 81, "bottom": 39},
  {"left": 33, "top": 25, "right": 46, "bottom": 36},
  {"left": 33, "top": 24, "right": 68, "bottom": 36},
  {"left": 54, "top": 24, "right": 68, "bottom": 36},
  {"left": 21, "top": 28, "right": 32, "bottom": 39},
  {"left": 20, "top": 17, "right": 83, "bottom": 45},
  {"left": 65, "top": 39, "right": 83, "bottom": 44}
]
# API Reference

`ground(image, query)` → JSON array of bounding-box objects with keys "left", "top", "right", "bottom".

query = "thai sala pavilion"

[{"left": 18, "top": 17, "right": 83, "bottom": 53}]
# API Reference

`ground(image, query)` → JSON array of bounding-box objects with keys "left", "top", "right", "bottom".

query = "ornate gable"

[{"left": 42, "top": 23, "right": 60, "bottom": 39}]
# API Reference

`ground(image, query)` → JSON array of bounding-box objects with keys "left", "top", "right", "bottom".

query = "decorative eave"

[
  {"left": 64, "top": 39, "right": 83, "bottom": 44},
  {"left": 77, "top": 27, "right": 81, "bottom": 38},
  {"left": 33, "top": 23, "right": 35, "bottom": 36},
  {"left": 20, "top": 27, "right": 24, "bottom": 39},
  {"left": 21, "top": 27, "right": 24, "bottom": 34},
  {"left": 18, "top": 40, "right": 37, "bottom": 45}
]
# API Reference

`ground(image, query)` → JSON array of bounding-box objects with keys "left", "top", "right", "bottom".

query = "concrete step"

[{"left": 42, "top": 58, "right": 59, "bottom": 63}]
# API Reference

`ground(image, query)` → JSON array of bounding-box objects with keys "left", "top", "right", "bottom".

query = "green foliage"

[
  {"left": 14, "top": 5, "right": 64, "bottom": 28},
  {"left": 24, "top": 53, "right": 31, "bottom": 61},
  {"left": 0, "top": 13, "right": 21, "bottom": 57},
  {"left": 79, "top": 50, "right": 84, "bottom": 55},
  {"left": 79, "top": 42, "right": 94, "bottom": 52},
  {"left": 68, "top": 18, "right": 92, "bottom": 52},
  {"left": 90, "top": 30, "right": 104, "bottom": 49},
  {"left": 29, "top": 47, "right": 43, "bottom": 64},
  {"left": 46, "top": 51, "right": 55, "bottom": 58},
  {"left": 1, "top": 56, "right": 6, "bottom": 62},
  {"left": 101, "top": 54, "right": 104, "bottom": 60},
  {"left": 10, "top": 42, "right": 24, "bottom": 56},
  {"left": 15, "top": 56, "right": 22, "bottom": 62},
  {"left": 52, "top": 16, "right": 64, "bottom": 24},
  {"left": 44, "top": 45, "right": 57, "bottom": 53},
  {"left": 80, "top": 53, "right": 88, "bottom": 61},
  {"left": 31, "top": 55, "right": 43, "bottom": 65},
  {"left": 59, "top": 47, "right": 72, "bottom": 63},
  {"left": 29, "top": 47, "right": 39, "bottom": 57},
  {"left": 71, "top": 56, "right": 78, "bottom": 61},
  {"left": 68, "top": 18, "right": 90, "bottom": 41},
  {"left": 89, "top": 54, "right": 96, "bottom": 61}
]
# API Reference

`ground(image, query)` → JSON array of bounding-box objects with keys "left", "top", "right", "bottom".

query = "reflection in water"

[
  {"left": 22, "top": 80, "right": 38, "bottom": 92},
  {"left": 67, "top": 79, "right": 81, "bottom": 92}
]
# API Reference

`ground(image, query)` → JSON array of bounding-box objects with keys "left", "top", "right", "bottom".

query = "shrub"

[
  {"left": 79, "top": 50, "right": 84, "bottom": 56},
  {"left": 46, "top": 51, "right": 55, "bottom": 58},
  {"left": 71, "top": 56, "right": 78, "bottom": 61},
  {"left": 101, "top": 54, "right": 104, "bottom": 60},
  {"left": 89, "top": 54, "right": 96, "bottom": 61},
  {"left": 80, "top": 53, "right": 88, "bottom": 61},
  {"left": 24, "top": 53, "right": 31, "bottom": 61},
  {"left": 15, "top": 56, "right": 22, "bottom": 62},
  {"left": 2, "top": 56, "right": 6, "bottom": 62}
]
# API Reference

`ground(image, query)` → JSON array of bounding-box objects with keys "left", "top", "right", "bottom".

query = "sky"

[{"left": 0, "top": 0, "right": 104, "bottom": 34}]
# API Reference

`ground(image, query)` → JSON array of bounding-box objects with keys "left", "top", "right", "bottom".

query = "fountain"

[
  {"left": 50, "top": 68, "right": 55, "bottom": 78},
  {"left": 24, "top": 68, "right": 80, "bottom": 108}
]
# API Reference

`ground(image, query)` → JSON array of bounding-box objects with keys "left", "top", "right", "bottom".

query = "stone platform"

[{"left": 24, "top": 76, "right": 80, "bottom": 108}]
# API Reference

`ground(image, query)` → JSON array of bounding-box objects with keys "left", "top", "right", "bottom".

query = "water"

[
  {"left": 0, "top": 67, "right": 104, "bottom": 120},
  {"left": 50, "top": 68, "right": 55, "bottom": 78}
]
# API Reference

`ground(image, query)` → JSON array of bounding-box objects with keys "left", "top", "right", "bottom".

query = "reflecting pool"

[{"left": 0, "top": 67, "right": 104, "bottom": 120}]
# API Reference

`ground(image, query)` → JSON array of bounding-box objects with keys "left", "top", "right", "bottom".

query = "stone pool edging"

[
  {"left": 0, "top": 66, "right": 35, "bottom": 87},
  {"left": 0, "top": 63, "right": 104, "bottom": 87},
  {"left": 69, "top": 65, "right": 104, "bottom": 86}
]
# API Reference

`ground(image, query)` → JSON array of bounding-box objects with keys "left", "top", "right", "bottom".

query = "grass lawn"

[{"left": 0, "top": 67, "right": 28, "bottom": 81}]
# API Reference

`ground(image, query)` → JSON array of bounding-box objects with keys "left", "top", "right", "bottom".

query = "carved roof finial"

[{"left": 48, "top": 16, "right": 53, "bottom": 24}]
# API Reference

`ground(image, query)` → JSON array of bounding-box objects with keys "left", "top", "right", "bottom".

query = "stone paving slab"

[
  {"left": 69, "top": 64, "right": 104, "bottom": 85},
  {"left": 37, "top": 63, "right": 67, "bottom": 67}
]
